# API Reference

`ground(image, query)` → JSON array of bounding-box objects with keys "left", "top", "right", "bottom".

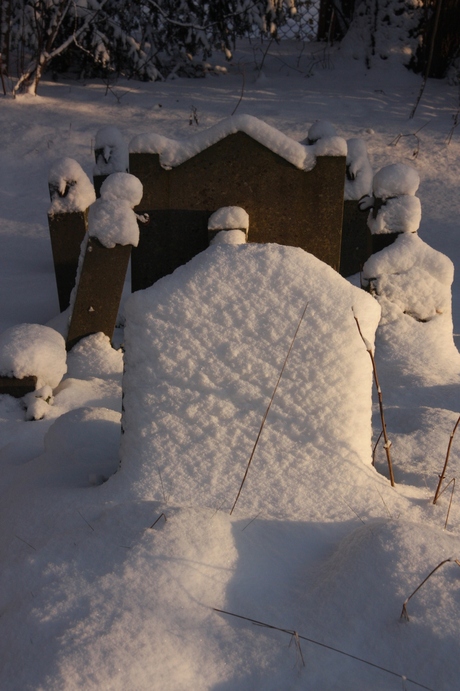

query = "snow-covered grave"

[
  {"left": 65, "top": 173, "right": 144, "bottom": 350},
  {"left": 47, "top": 158, "right": 96, "bottom": 312},
  {"left": 128, "top": 113, "right": 348, "bottom": 290}
]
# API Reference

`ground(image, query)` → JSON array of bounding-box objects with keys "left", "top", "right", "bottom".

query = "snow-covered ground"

[{"left": 1, "top": 40, "right": 460, "bottom": 690}]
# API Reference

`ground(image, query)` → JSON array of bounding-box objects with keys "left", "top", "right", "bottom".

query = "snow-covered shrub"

[
  {"left": 48, "top": 158, "right": 96, "bottom": 215},
  {"left": 94, "top": 127, "right": 129, "bottom": 176},
  {"left": 367, "top": 163, "right": 421, "bottom": 234},
  {"left": 0, "top": 324, "right": 67, "bottom": 389},
  {"left": 88, "top": 173, "right": 143, "bottom": 248},
  {"left": 340, "top": 0, "right": 426, "bottom": 69}
]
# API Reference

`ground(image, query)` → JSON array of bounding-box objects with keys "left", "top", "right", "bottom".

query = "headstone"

[
  {"left": 66, "top": 237, "right": 131, "bottom": 351},
  {"left": 0, "top": 375, "right": 37, "bottom": 398},
  {"left": 48, "top": 208, "right": 88, "bottom": 311},
  {"left": 130, "top": 130, "right": 346, "bottom": 291}
]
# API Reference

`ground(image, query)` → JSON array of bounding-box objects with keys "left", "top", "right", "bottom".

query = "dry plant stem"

[
  {"left": 213, "top": 608, "right": 433, "bottom": 690},
  {"left": 230, "top": 301, "right": 309, "bottom": 515},
  {"left": 409, "top": 0, "right": 443, "bottom": 119},
  {"left": 231, "top": 62, "right": 246, "bottom": 116},
  {"left": 433, "top": 414, "right": 460, "bottom": 504},
  {"left": 442, "top": 478, "right": 456, "bottom": 529},
  {"left": 149, "top": 513, "right": 167, "bottom": 529},
  {"left": 372, "top": 429, "right": 383, "bottom": 466},
  {"left": 400, "top": 558, "right": 460, "bottom": 621},
  {"left": 354, "top": 315, "right": 395, "bottom": 486}
]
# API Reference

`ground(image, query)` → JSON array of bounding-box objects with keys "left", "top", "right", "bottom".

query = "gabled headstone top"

[{"left": 129, "top": 114, "right": 347, "bottom": 170}]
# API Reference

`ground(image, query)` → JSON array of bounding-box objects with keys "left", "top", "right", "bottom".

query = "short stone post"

[
  {"left": 47, "top": 158, "right": 96, "bottom": 312},
  {"left": 66, "top": 173, "right": 144, "bottom": 351},
  {"left": 93, "top": 126, "right": 129, "bottom": 198},
  {"left": 208, "top": 206, "right": 249, "bottom": 245}
]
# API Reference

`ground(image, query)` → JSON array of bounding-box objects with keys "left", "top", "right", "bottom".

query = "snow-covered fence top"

[
  {"left": 129, "top": 114, "right": 347, "bottom": 292},
  {"left": 129, "top": 114, "right": 347, "bottom": 170}
]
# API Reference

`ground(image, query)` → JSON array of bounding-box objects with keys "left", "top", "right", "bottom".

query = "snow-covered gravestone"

[
  {"left": 119, "top": 243, "right": 380, "bottom": 517},
  {"left": 208, "top": 206, "right": 249, "bottom": 245},
  {"left": 129, "top": 114, "right": 347, "bottom": 291},
  {"left": 48, "top": 158, "right": 96, "bottom": 311},
  {"left": 302, "top": 120, "right": 374, "bottom": 276},
  {"left": 93, "top": 126, "right": 129, "bottom": 198},
  {"left": 0, "top": 324, "right": 66, "bottom": 418},
  {"left": 66, "top": 173, "right": 143, "bottom": 351}
]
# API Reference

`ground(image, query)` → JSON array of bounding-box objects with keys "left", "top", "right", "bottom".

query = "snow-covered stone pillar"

[
  {"left": 366, "top": 163, "right": 421, "bottom": 255},
  {"left": 93, "top": 126, "right": 129, "bottom": 198},
  {"left": 47, "top": 158, "right": 96, "bottom": 312},
  {"left": 66, "top": 173, "right": 144, "bottom": 351}
]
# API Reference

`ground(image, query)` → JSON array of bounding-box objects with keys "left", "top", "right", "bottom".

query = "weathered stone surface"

[
  {"left": 93, "top": 174, "right": 108, "bottom": 199},
  {"left": 0, "top": 375, "right": 37, "bottom": 398},
  {"left": 130, "top": 132, "right": 346, "bottom": 291},
  {"left": 66, "top": 237, "right": 131, "bottom": 351},
  {"left": 340, "top": 200, "right": 372, "bottom": 277},
  {"left": 48, "top": 210, "right": 87, "bottom": 312}
]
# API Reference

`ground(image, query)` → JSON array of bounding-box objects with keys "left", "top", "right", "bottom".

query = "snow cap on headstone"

[
  {"left": 373, "top": 163, "right": 420, "bottom": 199},
  {"left": 208, "top": 206, "right": 249, "bottom": 232},
  {"left": 88, "top": 173, "right": 143, "bottom": 248},
  {"left": 94, "top": 126, "right": 129, "bottom": 176},
  {"left": 48, "top": 158, "right": 96, "bottom": 214},
  {"left": 0, "top": 324, "right": 67, "bottom": 389}
]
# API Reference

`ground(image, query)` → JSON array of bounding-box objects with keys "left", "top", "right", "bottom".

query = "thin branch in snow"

[
  {"left": 15, "top": 535, "right": 36, "bottom": 551},
  {"left": 400, "top": 557, "right": 460, "bottom": 621},
  {"left": 77, "top": 509, "right": 95, "bottom": 531},
  {"left": 388, "top": 122, "right": 429, "bottom": 159},
  {"left": 372, "top": 429, "right": 383, "bottom": 466},
  {"left": 149, "top": 513, "right": 167, "bottom": 529},
  {"left": 353, "top": 312, "right": 395, "bottom": 487},
  {"left": 231, "top": 61, "right": 246, "bottom": 116},
  {"left": 230, "top": 300, "right": 309, "bottom": 515},
  {"left": 433, "top": 414, "right": 460, "bottom": 504},
  {"left": 213, "top": 608, "right": 434, "bottom": 689}
]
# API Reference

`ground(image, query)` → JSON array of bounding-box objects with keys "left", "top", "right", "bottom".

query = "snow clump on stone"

[
  {"left": 368, "top": 163, "right": 421, "bottom": 235},
  {"left": 88, "top": 173, "right": 143, "bottom": 248},
  {"left": 93, "top": 126, "right": 129, "bottom": 176},
  {"left": 344, "top": 138, "right": 373, "bottom": 200},
  {"left": 48, "top": 158, "right": 96, "bottom": 215},
  {"left": 0, "top": 324, "right": 67, "bottom": 389}
]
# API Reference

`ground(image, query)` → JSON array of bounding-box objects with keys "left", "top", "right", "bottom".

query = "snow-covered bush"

[
  {"left": 88, "top": 173, "right": 143, "bottom": 248},
  {"left": 48, "top": 158, "right": 96, "bottom": 215},
  {"left": 94, "top": 127, "right": 129, "bottom": 176}
]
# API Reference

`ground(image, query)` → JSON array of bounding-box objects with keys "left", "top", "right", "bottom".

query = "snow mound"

[
  {"left": 0, "top": 324, "right": 67, "bottom": 389},
  {"left": 129, "top": 114, "right": 346, "bottom": 171},
  {"left": 93, "top": 126, "right": 129, "bottom": 176},
  {"left": 48, "top": 158, "right": 96, "bottom": 215},
  {"left": 305, "top": 520, "right": 460, "bottom": 690},
  {"left": 208, "top": 206, "right": 249, "bottom": 231},
  {"left": 87, "top": 173, "right": 143, "bottom": 248},
  {"left": 120, "top": 243, "right": 381, "bottom": 517},
  {"left": 373, "top": 163, "right": 420, "bottom": 199},
  {"left": 363, "top": 233, "right": 460, "bottom": 384}
]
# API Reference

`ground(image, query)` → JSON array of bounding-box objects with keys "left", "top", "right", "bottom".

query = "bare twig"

[
  {"left": 149, "top": 513, "right": 167, "bottom": 529},
  {"left": 230, "top": 301, "right": 309, "bottom": 515},
  {"left": 400, "top": 557, "right": 460, "bottom": 621},
  {"left": 241, "top": 511, "right": 262, "bottom": 531},
  {"left": 354, "top": 313, "right": 395, "bottom": 486},
  {"left": 372, "top": 429, "right": 383, "bottom": 466},
  {"left": 15, "top": 535, "right": 36, "bottom": 550},
  {"left": 77, "top": 509, "right": 94, "bottom": 531},
  {"left": 231, "top": 61, "right": 245, "bottom": 116},
  {"left": 389, "top": 122, "right": 429, "bottom": 159},
  {"left": 157, "top": 466, "right": 168, "bottom": 503},
  {"left": 213, "top": 608, "right": 433, "bottom": 689},
  {"left": 433, "top": 414, "right": 460, "bottom": 504}
]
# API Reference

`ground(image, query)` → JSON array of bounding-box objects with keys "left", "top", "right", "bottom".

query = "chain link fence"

[{"left": 276, "top": 1, "right": 321, "bottom": 42}]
